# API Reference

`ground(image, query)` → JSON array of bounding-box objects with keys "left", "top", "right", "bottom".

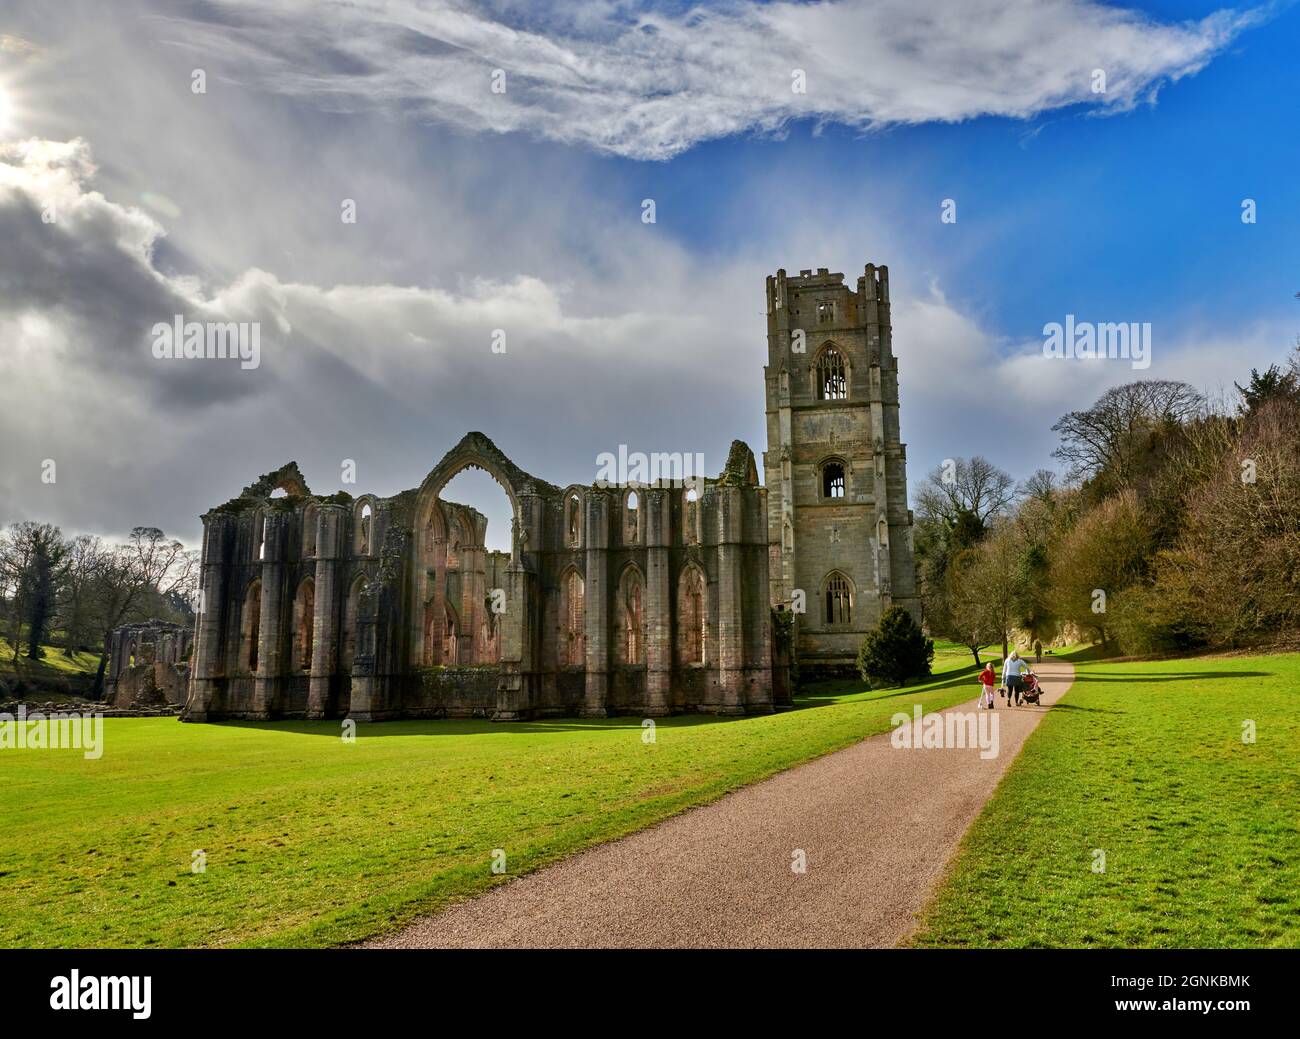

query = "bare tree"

[
  {"left": 90, "top": 527, "right": 196, "bottom": 696},
  {"left": 1051, "top": 380, "right": 1204, "bottom": 489},
  {"left": 1019, "top": 468, "right": 1059, "bottom": 504},
  {"left": 915, "top": 456, "right": 1017, "bottom": 527},
  {"left": 60, "top": 534, "right": 109, "bottom": 657}
]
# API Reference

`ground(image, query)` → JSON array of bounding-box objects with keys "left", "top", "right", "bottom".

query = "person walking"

[
  {"left": 1003, "top": 651, "right": 1028, "bottom": 706},
  {"left": 1033, "top": 638, "right": 1043, "bottom": 664},
  {"left": 978, "top": 662, "right": 997, "bottom": 709}
]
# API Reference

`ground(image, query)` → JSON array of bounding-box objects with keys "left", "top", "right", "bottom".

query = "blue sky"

[
  {"left": 0, "top": 0, "right": 1296, "bottom": 548},
  {"left": 635, "top": 0, "right": 1298, "bottom": 339}
]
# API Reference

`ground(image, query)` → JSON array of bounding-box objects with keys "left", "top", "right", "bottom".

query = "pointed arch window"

[
  {"left": 566, "top": 493, "right": 583, "bottom": 548},
  {"left": 624, "top": 490, "right": 640, "bottom": 545},
  {"left": 292, "top": 577, "right": 315, "bottom": 671},
  {"left": 678, "top": 565, "right": 707, "bottom": 666},
  {"left": 822, "top": 461, "right": 846, "bottom": 499},
  {"left": 824, "top": 571, "right": 853, "bottom": 627},
  {"left": 560, "top": 569, "right": 585, "bottom": 667},
  {"left": 683, "top": 486, "right": 700, "bottom": 545},
  {"left": 355, "top": 500, "right": 374, "bottom": 556},
  {"left": 342, "top": 576, "right": 364, "bottom": 671},
  {"left": 816, "top": 346, "right": 847, "bottom": 400},
  {"left": 618, "top": 567, "right": 645, "bottom": 666},
  {"left": 241, "top": 579, "right": 262, "bottom": 672}
]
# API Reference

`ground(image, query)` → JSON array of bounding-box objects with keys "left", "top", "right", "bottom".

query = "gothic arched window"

[
  {"left": 241, "top": 579, "right": 262, "bottom": 672},
  {"left": 566, "top": 493, "right": 582, "bottom": 548},
  {"left": 683, "top": 486, "right": 700, "bottom": 545},
  {"left": 624, "top": 490, "right": 640, "bottom": 545},
  {"left": 342, "top": 575, "right": 364, "bottom": 671},
  {"left": 822, "top": 461, "right": 846, "bottom": 499},
  {"left": 560, "top": 568, "right": 585, "bottom": 667},
  {"left": 824, "top": 571, "right": 853, "bottom": 627},
  {"left": 355, "top": 500, "right": 374, "bottom": 556},
  {"left": 816, "top": 346, "right": 847, "bottom": 400},
  {"left": 678, "top": 564, "right": 707, "bottom": 666},
  {"left": 292, "top": 577, "right": 315, "bottom": 671},
  {"left": 618, "top": 566, "right": 645, "bottom": 666}
]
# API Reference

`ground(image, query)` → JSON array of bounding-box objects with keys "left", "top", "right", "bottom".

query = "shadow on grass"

[
  {"left": 216, "top": 662, "right": 991, "bottom": 739},
  {"left": 1045, "top": 702, "right": 1125, "bottom": 715},
  {"left": 217, "top": 709, "right": 769, "bottom": 739},
  {"left": 1074, "top": 671, "right": 1271, "bottom": 682},
  {"left": 794, "top": 665, "right": 984, "bottom": 710}
]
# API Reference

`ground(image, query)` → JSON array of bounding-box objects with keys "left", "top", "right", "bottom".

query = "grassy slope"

[
  {"left": 0, "top": 637, "right": 100, "bottom": 687},
  {"left": 914, "top": 651, "right": 1300, "bottom": 948},
  {"left": 2, "top": 647, "right": 987, "bottom": 948}
]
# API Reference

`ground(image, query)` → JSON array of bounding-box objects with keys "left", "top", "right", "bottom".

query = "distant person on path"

[
  {"left": 978, "top": 662, "right": 996, "bottom": 709},
  {"left": 1033, "top": 638, "right": 1043, "bottom": 664},
  {"left": 1003, "top": 652, "right": 1029, "bottom": 706}
]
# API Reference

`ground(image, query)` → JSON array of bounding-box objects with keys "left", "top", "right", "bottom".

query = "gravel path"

[{"left": 366, "top": 659, "right": 1074, "bottom": 948}]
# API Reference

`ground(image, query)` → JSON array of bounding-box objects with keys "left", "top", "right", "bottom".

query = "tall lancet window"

[
  {"left": 816, "top": 346, "right": 847, "bottom": 400},
  {"left": 561, "top": 569, "right": 585, "bottom": 667},
  {"left": 678, "top": 565, "right": 707, "bottom": 666},
  {"left": 824, "top": 571, "right": 853, "bottom": 627},
  {"left": 619, "top": 567, "right": 645, "bottom": 666}
]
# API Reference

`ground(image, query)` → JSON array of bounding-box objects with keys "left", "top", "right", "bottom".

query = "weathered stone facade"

[
  {"left": 105, "top": 620, "right": 193, "bottom": 709},
  {"left": 183, "top": 262, "right": 916, "bottom": 720},
  {"left": 184, "top": 436, "right": 781, "bottom": 721},
  {"left": 763, "top": 264, "right": 919, "bottom": 674}
]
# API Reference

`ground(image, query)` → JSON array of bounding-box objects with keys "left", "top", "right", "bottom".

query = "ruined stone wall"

[
  {"left": 106, "top": 620, "right": 193, "bottom": 709},
  {"left": 184, "top": 436, "right": 777, "bottom": 723}
]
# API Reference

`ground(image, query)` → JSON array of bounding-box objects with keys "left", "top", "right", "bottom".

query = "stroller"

[{"left": 1020, "top": 671, "right": 1043, "bottom": 705}]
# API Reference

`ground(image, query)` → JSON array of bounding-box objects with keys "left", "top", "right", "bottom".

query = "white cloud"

[
  {"left": 3, "top": 134, "right": 1292, "bottom": 547},
  {"left": 0, "top": 136, "right": 760, "bottom": 542},
  {"left": 175, "top": 0, "right": 1263, "bottom": 159}
]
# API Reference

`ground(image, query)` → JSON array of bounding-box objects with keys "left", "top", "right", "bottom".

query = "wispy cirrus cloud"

[{"left": 168, "top": 0, "right": 1264, "bottom": 159}]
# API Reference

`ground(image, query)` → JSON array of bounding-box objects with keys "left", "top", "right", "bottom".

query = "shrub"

[{"left": 857, "top": 606, "right": 934, "bottom": 687}]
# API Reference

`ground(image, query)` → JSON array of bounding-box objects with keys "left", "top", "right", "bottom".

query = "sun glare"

[{"left": 0, "top": 86, "right": 12, "bottom": 134}]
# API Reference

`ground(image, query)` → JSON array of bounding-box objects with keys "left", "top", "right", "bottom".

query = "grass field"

[
  {"left": 1, "top": 647, "right": 988, "bottom": 948},
  {"left": 914, "top": 651, "right": 1300, "bottom": 948}
]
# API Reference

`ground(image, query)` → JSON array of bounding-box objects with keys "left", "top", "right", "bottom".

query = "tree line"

[
  {"left": 0, "top": 524, "right": 197, "bottom": 696},
  {"left": 917, "top": 343, "right": 1300, "bottom": 663}
]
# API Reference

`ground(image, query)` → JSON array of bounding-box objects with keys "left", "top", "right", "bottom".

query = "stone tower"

[{"left": 762, "top": 264, "right": 919, "bottom": 674}]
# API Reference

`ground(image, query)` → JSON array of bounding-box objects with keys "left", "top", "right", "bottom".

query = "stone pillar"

[
  {"left": 716, "top": 487, "right": 746, "bottom": 715},
  {"left": 644, "top": 489, "right": 671, "bottom": 716},
  {"left": 348, "top": 580, "right": 378, "bottom": 722},
  {"left": 306, "top": 504, "right": 345, "bottom": 719},
  {"left": 104, "top": 629, "right": 123, "bottom": 706},
  {"left": 251, "top": 511, "right": 286, "bottom": 719},
  {"left": 185, "top": 512, "right": 232, "bottom": 722},
  {"left": 493, "top": 563, "right": 533, "bottom": 721},
  {"left": 582, "top": 492, "right": 610, "bottom": 717}
]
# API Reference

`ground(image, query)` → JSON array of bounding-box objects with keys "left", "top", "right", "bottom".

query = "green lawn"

[
  {"left": 1, "top": 655, "right": 988, "bottom": 948},
  {"left": 914, "top": 651, "right": 1300, "bottom": 948}
]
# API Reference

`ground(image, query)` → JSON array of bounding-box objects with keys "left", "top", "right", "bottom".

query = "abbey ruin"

[{"left": 176, "top": 264, "right": 917, "bottom": 722}]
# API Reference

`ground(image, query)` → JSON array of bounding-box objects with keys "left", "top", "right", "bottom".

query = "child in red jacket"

[{"left": 978, "top": 662, "right": 996, "bottom": 709}]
